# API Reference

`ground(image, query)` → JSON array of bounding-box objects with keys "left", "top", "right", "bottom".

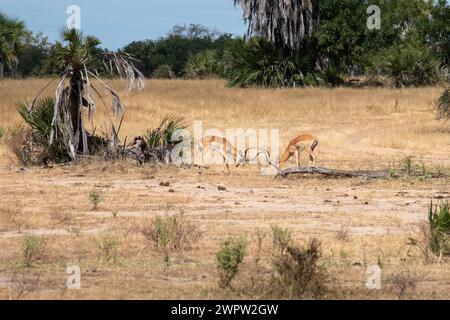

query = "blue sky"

[{"left": 0, "top": 0, "right": 247, "bottom": 49}]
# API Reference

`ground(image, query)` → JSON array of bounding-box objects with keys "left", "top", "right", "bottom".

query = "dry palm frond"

[{"left": 233, "top": 0, "right": 320, "bottom": 50}]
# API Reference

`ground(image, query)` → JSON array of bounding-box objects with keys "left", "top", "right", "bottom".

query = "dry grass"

[{"left": 0, "top": 79, "right": 449, "bottom": 299}]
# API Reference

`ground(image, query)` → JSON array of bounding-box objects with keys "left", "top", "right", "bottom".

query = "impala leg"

[{"left": 296, "top": 149, "right": 302, "bottom": 167}]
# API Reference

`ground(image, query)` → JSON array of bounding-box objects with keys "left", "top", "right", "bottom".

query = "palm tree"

[
  {"left": 0, "top": 12, "right": 26, "bottom": 78},
  {"left": 31, "top": 27, "right": 144, "bottom": 159},
  {"left": 233, "top": 0, "right": 320, "bottom": 52}
]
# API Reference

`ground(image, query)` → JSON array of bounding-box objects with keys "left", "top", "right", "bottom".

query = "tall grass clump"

[
  {"left": 428, "top": 201, "right": 450, "bottom": 256},
  {"left": 436, "top": 87, "right": 450, "bottom": 120}
]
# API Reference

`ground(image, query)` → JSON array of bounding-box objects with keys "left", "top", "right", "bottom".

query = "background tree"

[
  {"left": 0, "top": 12, "right": 26, "bottom": 78},
  {"left": 31, "top": 27, "right": 144, "bottom": 159},
  {"left": 233, "top": 0, "right": 320, "bottom": 53}
]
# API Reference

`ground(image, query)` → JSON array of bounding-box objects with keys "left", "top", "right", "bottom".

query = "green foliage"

[
  {"left": 141, "top": 213, "right": 201, "bottom": 265},
  {"left": 271, "top": 225, "right": 292, "bottom": 254},
  {"left": 403, "top": 156, "right": 413, "bottom": 175},
  {"left": 89, "top": 191, "right": 103, "bottom": 210},
  {"left": 145, "top": 115, "right": 187, "bottom": 149},
  {"left": 381, "top": 44, "right": 441, "bottom": 88},
  {"left": 152, "top": 64, "right": 174, "bottom": 79},
  {"left": 224, "top": 37, "right": 322, "bottom": 88},
  {"left": 216, "top": 236, "right": 246, "bottom": 288},
  {"left": 21, "top": 235, "right": 44, "bottom": 267},
  {"left": 0, "top": 127, "right": 4, "bottom": 140},
  {"left": 0, "top": 11, "right": 26, "bottom": 77},
  {"left": 96, "top": 235, "right": 120, "bottom": 262},
  {"left": 436, "top": 87, "right": 450, "bottom": 120},
  {"left": 184, "top": 50, "right": 223, "bottom": 79},
  {"left": 429, "top": 201, "right": 450, "bottom": 256},
  {"left": 16, "top": 97, "right": 71, "bottom": 164}
]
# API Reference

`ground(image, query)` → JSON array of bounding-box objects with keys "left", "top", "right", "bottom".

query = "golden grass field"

[{"left": 0, "top": 78, "right": 449, "bottom": 299}]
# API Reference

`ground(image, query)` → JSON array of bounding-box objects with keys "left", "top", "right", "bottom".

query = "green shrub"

[
  {"left": 15, "top": 97, "right": 71, "bottom": 164},
  {"left": 89, "top": 191, "right": 103, "bottom": 210},
  {"left": 382, "top": 44, "right": 441, "bottom": 88},
  {"left": 216, "top": 236, "right": 247, "bottom": 288},
  {"left": 428, "top": 200, "right": 450, "bottom": 256},
  {"left": 145, "top": 115, "right": 187, "bottom": 149},
  {"left": 224, "top": 37, "right": 323, "bottom": 88},
  {"left": 22, "top": 235, "right": 45, "bottom": 267},
  {"left": 436, "top": 87, "right": 450, "bottom": 120},
  {"left": 271, "top": 225, "right": 292, "bottom": 254},
  {"left": 141, "top": 212, "right": 201, "bottom": 265},
  {"left": 0, "top": 127, "right": 4, "bottom": 140},
  {"left": 96, "top": 235, "right": 120, "bottom": 262},
  {"left": 153, "top": 64, "right": 174, "bottom": 79},
  {"left": 184, "top": 50, "right": 223, "bottom": 79}
]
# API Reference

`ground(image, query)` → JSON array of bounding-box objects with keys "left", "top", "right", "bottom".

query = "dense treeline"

[{"left": 1, "top": 0, "right": 449, "bottom": 87}]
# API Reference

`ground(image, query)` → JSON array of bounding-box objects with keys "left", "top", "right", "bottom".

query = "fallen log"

[{"left": 276, "top": 166, "right": 389, "bottom": 179}]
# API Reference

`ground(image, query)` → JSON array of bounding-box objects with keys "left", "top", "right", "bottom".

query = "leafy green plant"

[
  {"left": 381, "top": 44, "right": 441, "bottom": 88},
  {"left": 216, "top": 236, "right": 246, "bottom": 288},
  {"left": 223, "top": 37, "right": 323, "bottom": 88},
  {"left": 153, "top": 64, "right": 174, "bottom": 79},
  {"left": 428, "top": 200, "right": 450, "bottom": 256},
  {"left": 96, "top": 235, "right": 120, "bottom": 262},
  {"left": 271, "top": 225, "right": 292, "bottom": 254},
  {"left": 436, "top": 87, "right": 450, "bottom": 120},
  {"left": 21, "top": 235, "right": 45, "bottom": 267},
  {"left": 403, "top": 156, "right": 413, "bottom": 175},
  {"left": 184, "top": 50, "right": 223, "bottom": 79},
  {"left": 89, "top": 191, "right": 103, "bottom": 210},
  {"left": 16, "top": 97, "right": 71, "bottom": 164},
  {"left": 145, "top": 115, "right": 187, "bottom": 149}
]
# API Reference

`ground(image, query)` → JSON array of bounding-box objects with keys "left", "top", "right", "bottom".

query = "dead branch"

[{"left": 276, "top": 166, "right": 389, "bottom": 179}]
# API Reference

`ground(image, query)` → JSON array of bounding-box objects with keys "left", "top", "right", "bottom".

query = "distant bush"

[
  {"left": 153, "top": 64, "right": 174, "bottom": 79},
  {"left": 382, "top": 44, "right": 441, "bottom": 88},
  {"left": 428, "top": 201, "right": 450, "bottom": 256},
  {"left": 224, "top": 37, "right": 323, "bottom": 88},
  {"left": 89, "top": 191, "right": 103, "bottom": 210},
  {"left": 96, "top": 235, "right": 120, "bottom": 263},
  {"left": 141, "top": 212, "right": 201, "bottom": 265},
  {"left": 184, "top": 50, "right": 223, "bottom": 79},
  {"left": 436, "top": 87, "right": 450, "bottom": 120},
  {"left": 216, "top": 236, "right": 247, "bottom": 288},
  {"left": 22, "top": 235, "right": 45, "bottom": 267},
  {"left": 0, "top": 127, "right": 4, "bottom": 140}
]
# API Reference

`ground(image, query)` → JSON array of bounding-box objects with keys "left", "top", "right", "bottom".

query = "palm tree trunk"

[{"left": 0, "top": 61, "right": 4, "bottom": 79}]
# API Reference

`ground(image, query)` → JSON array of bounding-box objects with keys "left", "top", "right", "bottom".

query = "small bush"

[
  {"left": 428, "top": 200, "right": 450, "bottom": 256},
  {"left": 141, "top": 212, "right": 201, "bottom": 264},
  {"left": 271, "top": 238, "right": 327, "bottom": 299},
  {"left": 272, "top": 225, "right": 292, "bottom": 254},
  {"left": 21, "top": 235, "right": 45, "bottom": 267},
  {"left": 89, "top": 191, "right": 103, "bottom": 210},
  {"left": 0, "top": 127, "right": 4, "bottom": 140},
  {"left": 403, "top": 156, "right": 413, "bottom": 175},
  {"left": 153, "top": 64, "right": 174, "bottom": 79},
  {"left": 216, "top": 236, "right": 247, "bottom": 288},
  {"left": 96, "top": 235, "right": 120, "bottom": 262},
  {"left": 436, "top": 87, "right": 450, "bottom": 120}
]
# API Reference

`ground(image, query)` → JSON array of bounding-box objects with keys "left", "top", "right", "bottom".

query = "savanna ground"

[{"left": 0, "top": 79, "right": 449, "bottom": 299}]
